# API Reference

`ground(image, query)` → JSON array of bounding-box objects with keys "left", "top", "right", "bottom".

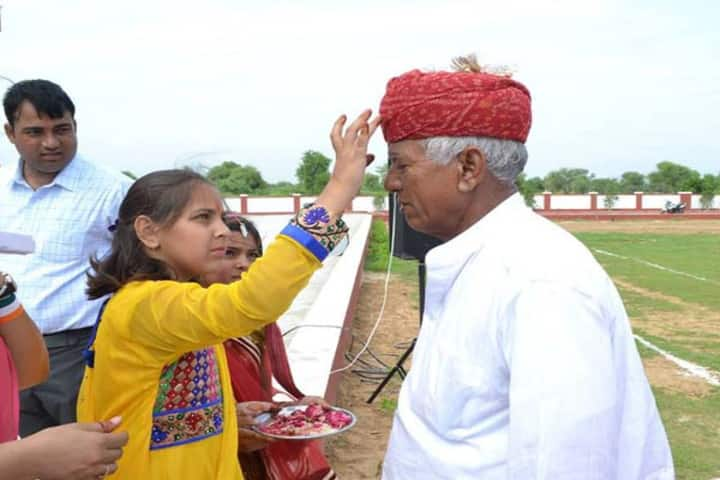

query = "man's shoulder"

[
  {"left": 486, "top": 209, "right": 606, "bottom": 285},
  {"left": 0, "top": 163, "right": 18, "bottom": 187},
  {"left": 72, "top": 156, "right": 132, "bottom": 192}
]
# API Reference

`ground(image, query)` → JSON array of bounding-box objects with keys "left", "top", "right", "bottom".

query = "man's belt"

[{"left": 43, "top": 327, "right": 93, "bottom": 348}]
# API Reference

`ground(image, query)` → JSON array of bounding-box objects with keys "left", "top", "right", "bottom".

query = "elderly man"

[
  {"left": 379, "top": 58, "right": 674, "bottom": 479},
  {"left": 0, "top": 79, "right": 130, "bottom": 435}
]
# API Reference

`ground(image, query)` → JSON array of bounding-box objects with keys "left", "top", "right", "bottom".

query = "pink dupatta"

[{"left": 0, "top": 337, "right": 19, "bottom": 442}]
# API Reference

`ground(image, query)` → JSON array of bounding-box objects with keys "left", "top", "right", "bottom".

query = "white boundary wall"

[
  {"left": 692, "top": 194, "right": 720, "bottom": 209},
  {"left": 609, "top": 195, "right": 636, "bottom": 209},
  {"left": 643, "top": 194, "right": 681, "bottom": 209},
  {"left": 532, "top": 195, "right": 544, "bottom": 209},
  {"left": 224, "top": 193, "right": 718, "bottom": 213},
  {"left": 224, "top": 195, "right": 388, "bottom": 213},
  {"left": 550, "top": 195, "right": 592, "bottom": 210},
  {"left": 246, "top": 213, "right": 372, "bottom": 396},
  {"left": 247, "top": 197, "right": 295, "bottom": 213}
]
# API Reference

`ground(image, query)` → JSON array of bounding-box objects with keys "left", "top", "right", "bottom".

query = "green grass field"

[
  {"left": 365, "top": 220, "right": 720, "bottom": 479},
  {"left": 575, "top": 230, "right": 720, "bottom": 480}
]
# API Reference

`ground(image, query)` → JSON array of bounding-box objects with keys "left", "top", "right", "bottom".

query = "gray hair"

[{"left": 421, "top": 136, "right": 527, "bottom": 185}]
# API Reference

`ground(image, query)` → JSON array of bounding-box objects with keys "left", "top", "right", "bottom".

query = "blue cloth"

[
  {"left": 280, "top": 223, "right": 329, "bottom": 262},
  {"left": 0, "top": 156, "right": 131, "bottom": 333}
]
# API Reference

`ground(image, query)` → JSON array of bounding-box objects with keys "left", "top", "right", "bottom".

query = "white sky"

[{"left": 1, "top": 0, "right": 718, "bottom": 183}]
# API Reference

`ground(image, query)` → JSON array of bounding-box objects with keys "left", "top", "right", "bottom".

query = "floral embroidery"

[
  {"left": 302, "top": 206, "right": 330, "bottom": 225},
  {"left": 151, "top": 401, "right": 224, "bottom": 449},
  {"left": 292, "top": 203, "right": 349, "bottom": 253},
  {"left": 150, "top": 348, "right": 223, "bottom": 450}
]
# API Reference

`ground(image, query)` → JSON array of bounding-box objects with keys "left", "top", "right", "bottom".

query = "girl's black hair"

[
  {"left": 223, "top": 214, "right": 263, "bottom": 256},
  {"left": 87, "top": 169, "right": 214, "bottom": 299}
]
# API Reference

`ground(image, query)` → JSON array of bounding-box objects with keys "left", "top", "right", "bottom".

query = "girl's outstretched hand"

[{"left": 317, "top": 110, "right": 381, "bottom": 216}]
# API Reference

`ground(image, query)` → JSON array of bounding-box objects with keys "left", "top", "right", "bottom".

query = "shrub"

[
  {"left": 699, "top": 192, "right": 716, "bottom": 210},
  {"left": 365, "top": 219, "right": 389, "bottom": 271},
  {"left": 372, "top": 193, "right": 387, "bottom": 211},
  {"left": 603, "top": 194, "right": 619, "bottom": 209}
]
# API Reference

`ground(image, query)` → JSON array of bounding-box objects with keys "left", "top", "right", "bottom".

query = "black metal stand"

[{"left": 367, "top": 260, "right": 426, "bottom": 404}]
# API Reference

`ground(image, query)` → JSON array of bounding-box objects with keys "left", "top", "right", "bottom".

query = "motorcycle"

[{"left": 660, "top": 201, "right": 686, "bottom": 214}]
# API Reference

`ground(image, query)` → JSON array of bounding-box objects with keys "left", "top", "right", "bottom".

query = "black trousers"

[{"left": 19, "top": 327, "right": 92, "bottom": 436}]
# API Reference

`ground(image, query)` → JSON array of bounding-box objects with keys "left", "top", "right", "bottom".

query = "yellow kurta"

[{"left": 78, "top": 235, "right": 321, "bottom": 479}]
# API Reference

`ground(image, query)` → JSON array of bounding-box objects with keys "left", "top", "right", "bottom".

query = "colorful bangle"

[
  {"left": 290, "top": 203, "right": 349, "bottom": 254},
  {"left": 0, "top": 293, "right": 23, "bottom": 325}
]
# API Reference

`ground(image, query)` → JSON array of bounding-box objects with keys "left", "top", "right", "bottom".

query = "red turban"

[{"left": 379, "top": 69, "right": 532, "bottom": 144}]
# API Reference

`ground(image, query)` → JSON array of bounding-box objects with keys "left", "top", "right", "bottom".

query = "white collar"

[{"left": 426, "top": 192, "right": 527, "bottom": 271}]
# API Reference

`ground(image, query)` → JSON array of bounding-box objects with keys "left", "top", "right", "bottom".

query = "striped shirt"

[{"left": 0, "top": 156, "right": 131, "bottom": 333}]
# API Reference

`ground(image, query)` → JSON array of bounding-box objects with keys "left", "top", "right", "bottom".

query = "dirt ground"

[
  {"left": 556, "top": 219, "right": 720, "bottom": 234},
  {"left": 613, "top": 278, "right": 720, "bottom": 338},
  {"left": 643, "top": 355, "right": 714, "bottom": 397},
  {"left": 325, "top": 272, "right": 419, "bottom": 479}
]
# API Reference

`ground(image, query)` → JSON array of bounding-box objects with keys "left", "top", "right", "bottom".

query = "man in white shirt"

[
  {"left": 379, "top": 57, "right": 674, "bottom": 479},
  {"left": 1, "top": 79, "right": 130, "bottom": 435}
]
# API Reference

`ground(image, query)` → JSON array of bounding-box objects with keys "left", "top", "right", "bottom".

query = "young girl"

[
  {"left": 77, "top": 111, "right": 379, "bottom": 479},
  {"left": 203, "top": 215, "right": 336, "bottom": 480}
]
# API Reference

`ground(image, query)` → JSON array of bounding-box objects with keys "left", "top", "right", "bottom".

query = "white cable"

[{"left": 329, "top": 194, "right": 398, "bottom": 375}]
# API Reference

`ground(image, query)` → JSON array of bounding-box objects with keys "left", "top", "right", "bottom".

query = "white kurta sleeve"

[{"left": 503, "top": 281, "right": 620, "bottom": 479}]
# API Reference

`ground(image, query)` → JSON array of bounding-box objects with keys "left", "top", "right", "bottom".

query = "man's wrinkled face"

[
  {"left": 4, "top": 101, "right": 78, "bottom": 177},
  {"left": 383, "top": 140, "right": 465, "bottom": 240}
]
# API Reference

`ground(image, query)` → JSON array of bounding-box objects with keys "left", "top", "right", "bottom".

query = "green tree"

[
  {"left": 647, "top": 161, "right": 701, "bottom": 193},
  {"left": 699, "top": 173, "right": 719, "bottom": 209},
  {"left": 700, "top": 173, "right": 719, "bottom": 194},
  {"left": 296, "top": 150, "right": 331, "bottom": 194},
  {"left": 590, "top": 177, "right": 621, "bottom": 195},
  {"left": 262, "top": 181, "right": 298, "bottom": 195},
  {"left": 375, "top": 163, "right": 388, "bottom": 183},
  {"left": 207, "top": 161, "right": 267, "bottom": 195},
  {"left": 516, "top": 173, "right": 544, "bottom": 207},
  {"left": 619, "top": 171, "right": 647, "bottom": 193},
  {"left": 361, "top": 173, "right": 383, "bottom": 193},
  {"left": 543, "top": 168, "right": 593, "bottom": 193}
]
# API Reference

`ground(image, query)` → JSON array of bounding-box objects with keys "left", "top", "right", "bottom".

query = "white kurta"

[{"left": 382, "top": 194, "right": 674, "bottom": 480}]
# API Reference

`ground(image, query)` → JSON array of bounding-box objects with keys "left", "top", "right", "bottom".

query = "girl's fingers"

[
  {"left": 354, "top": 115, "right": 381, "bottom": 148},
  {"left": 368, "top": 116, "right": 382, "bottom": 138},
  {"left": 344, "top": 109, "right": 372, "bottom": 140},
  {"left": 332, "top": 110, "right": 376, "bottom": 158},
  {"left": 330, "top": 114, "right": 347, "bottom": 150}
]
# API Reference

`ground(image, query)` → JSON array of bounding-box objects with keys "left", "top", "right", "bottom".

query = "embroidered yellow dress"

[{"left": 77, "top": 235, "right": 321, "bottom": 479}]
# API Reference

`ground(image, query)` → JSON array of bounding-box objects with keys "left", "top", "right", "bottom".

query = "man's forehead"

[
  {"left": 14, "top": 101, "right": 73, "bottom": 125},
  {"left": 388, "top": 139, "right": 427, "bottom": 160}
]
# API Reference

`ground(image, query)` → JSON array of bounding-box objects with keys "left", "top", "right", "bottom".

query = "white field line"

[
  {"left": 635, "top": 334, "right": 720, "bottom": 387},
  {"left": 591, "top": 250, "right": 720, "bottom": 385},
  {"left": 593, "top": 249, "right": 720, "bottom": 286}
]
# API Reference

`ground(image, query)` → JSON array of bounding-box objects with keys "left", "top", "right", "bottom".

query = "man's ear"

[
  {"left": 4, "top": 123, "right": 15, "bottom": 144},
  {"left": 455, "top": 146, "right": 487, "bottom": 193},
  {"left": 134, "top": 215, "right": 161, "bottom": 250}
]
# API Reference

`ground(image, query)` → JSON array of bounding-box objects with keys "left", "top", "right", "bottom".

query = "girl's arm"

[
  {"left": 0, "top": 285, "right": 49, "bottom": 389},
  {"left": 112, "top": 111, "right": 381, "bottom": 357},
  {"left": 119, "top": 234, "right": 322, "bottom": 355}
]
